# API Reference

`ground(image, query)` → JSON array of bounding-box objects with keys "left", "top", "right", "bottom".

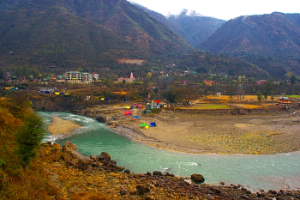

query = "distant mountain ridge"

[
  {"left": 201, "top": 12, "right": 300, "bottom": 77},
  {"left": 168, "top": 11, "right": 226, "bottom": 48},
  {"left": 135, "top": 5, "right": 226, "bottom": 48}
]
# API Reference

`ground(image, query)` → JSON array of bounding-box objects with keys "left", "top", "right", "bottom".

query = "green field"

[{"left": 287, "top": 95, "right": 300, "bottom": 98}]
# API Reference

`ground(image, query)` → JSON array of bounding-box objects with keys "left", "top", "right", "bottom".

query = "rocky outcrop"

[
  {"left": 62, "top": 141, "right": 93, "bottom": 170},
  {"left": 61, "top": 141, "right": 125, "bottom": 172}
]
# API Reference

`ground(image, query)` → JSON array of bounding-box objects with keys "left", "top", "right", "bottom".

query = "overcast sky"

[{"left": 128, "top": 0, "right": 300, "bottom": 20}]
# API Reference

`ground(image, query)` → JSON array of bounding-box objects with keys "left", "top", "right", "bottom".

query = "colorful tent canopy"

[
  {"left": 139, "top": 123, "right": 149, "bottom": 128},
  {"left": 154, "top": 100, "right": 161, "bottom": 104},
  {"left": 124, "top": 111, "right": 133, "bottom": 116}
]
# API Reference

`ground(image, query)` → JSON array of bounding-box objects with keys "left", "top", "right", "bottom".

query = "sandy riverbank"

[
  {"left": 81, "top": 105, "right": 300, "bottom": 154},
  {"left": 120, "top": 112, "right": 300, "bottom": 154},
  {"left": 48, "top": 116, "right": 82, "bottom": 137}
]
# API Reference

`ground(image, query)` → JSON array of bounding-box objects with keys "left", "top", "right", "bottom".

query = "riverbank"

[
  {"left": 81, "top": 105, "right": 300, "bottom": 155},
  {"left": 48, "top": 116, "right": 82, "bottom": 139}
]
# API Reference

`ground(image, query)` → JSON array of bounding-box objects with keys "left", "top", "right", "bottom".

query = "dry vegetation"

[{"left": 0, "top": 97, "right": 54, "bottom": 200}]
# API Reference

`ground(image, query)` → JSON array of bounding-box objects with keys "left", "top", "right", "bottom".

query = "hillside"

[
  {"left": 201, "top": 12, "right": 300, "bottom": 77},
  {"left": 0, "top": 0, "right": 192, "bottom": 68}
]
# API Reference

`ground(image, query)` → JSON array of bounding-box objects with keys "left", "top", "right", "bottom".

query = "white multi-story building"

[
  {"left": 64, "top": 71, "right": 96, "bottom": 83},
  {"left": 64, "top": 71, "right": 83, "bottom": 81}
]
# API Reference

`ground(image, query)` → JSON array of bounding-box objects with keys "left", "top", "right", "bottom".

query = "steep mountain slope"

[
  {"left": 168, "top": 11, "right": 226, "bottom": 48},
  {"left": 0, "top": 0, "right": 192, "bottom": 68},
  {"left": 201, "top": 12, "right": 300, "bottom": 77}
]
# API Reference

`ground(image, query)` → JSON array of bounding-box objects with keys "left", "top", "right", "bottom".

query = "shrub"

[{"left": 0, "top": 159, "right": 6, "bottom": 168}]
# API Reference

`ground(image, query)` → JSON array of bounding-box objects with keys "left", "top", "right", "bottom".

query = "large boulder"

[
  {"left": 191, "top": 174, "right": 205, "bottom": 184},
  {"left": 62, "top": 142, "right": 92, "bottom": 170},
  {"left": 153, "top": 171, "right": 163, "bottom": 176},
  {"left": 96, "top": 115, "right": 107, "bottom": 123},
  {"left": 98, "top": 152, "right": 111, "bottom": 162}
]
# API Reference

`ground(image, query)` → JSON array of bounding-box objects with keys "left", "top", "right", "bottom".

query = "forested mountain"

[
  {"left": 0, "top": 0, "right": 191, "bottom": 68},
  {"left": 0, "top": 0, "right": 273, "bottom": 78},
  {"left": 201, "top": 12, "right": 300, "bottom": 77}
]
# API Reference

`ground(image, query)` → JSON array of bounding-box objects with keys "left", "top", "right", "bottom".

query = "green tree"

[
  {"left": 257, "top": 94, "right": 263, "bottom": 102},
  {"left": 16, "top": 113, "right": 44, "bottom": 166}
]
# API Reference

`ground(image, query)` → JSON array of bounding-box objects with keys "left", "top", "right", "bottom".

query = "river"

[{"left": 40, "top": 112, "right": 300, "bottom": 191}]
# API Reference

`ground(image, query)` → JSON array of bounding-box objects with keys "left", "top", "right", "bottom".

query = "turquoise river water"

[{"left": 40, "top": 112, "right": 300, "bottom": 191}]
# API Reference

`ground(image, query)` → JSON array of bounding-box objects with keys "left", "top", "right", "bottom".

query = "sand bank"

[{"left": 48, "top": 116, "right": 82, "bottom": 137}]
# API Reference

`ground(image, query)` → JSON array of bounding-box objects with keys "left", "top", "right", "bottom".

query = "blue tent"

[{"left": 150, "top": 122, "right": 157, "bottom": 127}]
